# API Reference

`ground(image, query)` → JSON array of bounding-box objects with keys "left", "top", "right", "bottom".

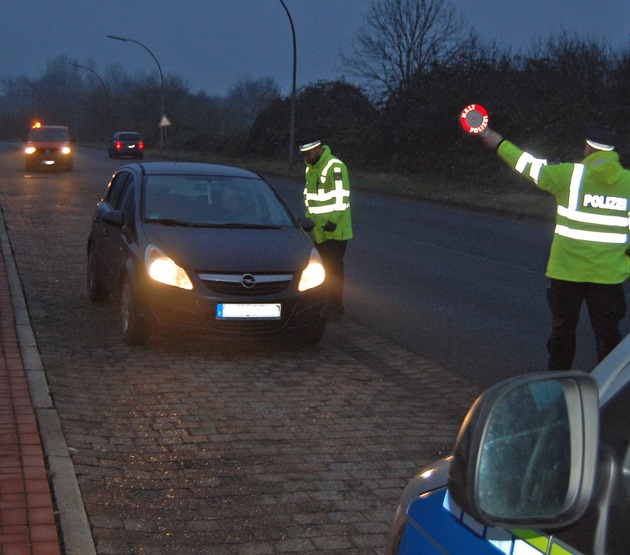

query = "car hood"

[{"left": 142, "top": 224, "right": 312, "bottom": 272}]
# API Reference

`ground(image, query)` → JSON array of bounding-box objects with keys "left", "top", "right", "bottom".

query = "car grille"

[
  {"left": 198, "top": 273, "right": 293, "bottom": 297},
  {"left": 210, "top": 318, "right": 288, "bottom": 334}
]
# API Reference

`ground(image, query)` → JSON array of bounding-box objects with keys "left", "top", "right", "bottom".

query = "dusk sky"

[{"left": 2, "top": 0, "right": 629, "bottom": 98}]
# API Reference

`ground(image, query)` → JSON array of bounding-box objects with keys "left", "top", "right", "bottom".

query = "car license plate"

[{"left": 216, "top": 303, "right": 281, "bottom": 319}]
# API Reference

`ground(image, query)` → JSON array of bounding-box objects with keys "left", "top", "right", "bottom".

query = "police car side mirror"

[
  {"left": 102, "top": 210, "right": 125, "bottom": 228},
  {"left": 447, "top": 371, "right": 599, "bottom": 530}
]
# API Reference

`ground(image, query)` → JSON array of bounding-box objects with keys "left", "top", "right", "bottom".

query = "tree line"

[{"left": 1, "top": 0, "right": 629, "bottom": 190}]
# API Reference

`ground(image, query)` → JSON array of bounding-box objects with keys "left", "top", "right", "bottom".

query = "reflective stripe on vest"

[
  {"left": 304, "top": 158, "right": 350, "bottom": 215},
  {"left": 555, "top": 164, "right": 629, "bottom": 244},
  {"left": 515, "top": 152, "right": 547, "bottom": 183}
]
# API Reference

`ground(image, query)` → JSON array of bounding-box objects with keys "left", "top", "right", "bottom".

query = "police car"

[{"left": 386, "top": 334, "right": 630, "bottom": 554}]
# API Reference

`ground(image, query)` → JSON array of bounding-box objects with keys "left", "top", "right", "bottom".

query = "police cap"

[{"left": 586, "top": 128, "right": 616, "bottom": 151}]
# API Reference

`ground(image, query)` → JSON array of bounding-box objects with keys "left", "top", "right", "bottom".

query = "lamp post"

[
  {"left": 107, "top": 34, "right": 166, "bottom": 150},
  {"left": 278, "top": 0, "right": 297, "bottom": 166},
  {"left": 68, "top": 62, "right": 110, "bottom": 141}
]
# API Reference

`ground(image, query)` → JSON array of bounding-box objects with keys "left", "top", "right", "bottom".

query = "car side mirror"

[
  {"left": 102, "top": 210, "right": 124, "bottom": 227},
  {"left": 300, "top": 217, "right": 315, "bottom": 232},
  {"left": 448, "top": 371, "right": 599, "bottom": 530}
]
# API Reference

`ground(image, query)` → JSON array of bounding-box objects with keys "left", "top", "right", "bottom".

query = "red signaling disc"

[{"left": 459, "top": 104, "right": 489, "bottom": 134}]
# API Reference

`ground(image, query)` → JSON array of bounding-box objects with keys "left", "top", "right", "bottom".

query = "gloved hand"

[
  {"left": 479, "top": 127, "right": 504, "bottom": 151},
  {"left": 322, "top": 221, "right": 336, "bottom": 232}
]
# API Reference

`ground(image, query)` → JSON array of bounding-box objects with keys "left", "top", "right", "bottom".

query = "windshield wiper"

[
  {"left": 145, "top": 219, "right": 282, "bottom": 229},
  {"left": 145, "top": 218, "right": 196, "bottom": 227}
]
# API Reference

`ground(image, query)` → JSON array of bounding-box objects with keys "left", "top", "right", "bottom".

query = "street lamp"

[
  {"left": 278, "top": 0, "right": 297, "bottom": 166},
  {"left": 68, "top": 62, "right": 110, "bottom": 141},
  {"left": 107, "top": 34, "right": 166, "bottom": 150}
]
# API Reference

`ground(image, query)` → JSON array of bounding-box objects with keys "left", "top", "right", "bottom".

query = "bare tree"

[
  {"left": 224, "top": 77, "right": 280, "bottom": 132},
  {"left": 341, "top": 0, "right": 464, "bottom": 100}
]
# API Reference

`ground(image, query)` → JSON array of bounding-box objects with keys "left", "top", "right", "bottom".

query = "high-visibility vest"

[
  {"left": 498, "top": 140, "right": 630, "bottom": 284},
  {"left": 303, "top": 145, "right": 353, "bottom": 244}
]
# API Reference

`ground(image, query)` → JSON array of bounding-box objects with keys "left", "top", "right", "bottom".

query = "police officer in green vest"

[
  {"left": 299, "top": 138, "right": 353, "bottom": 317},
  {"left": 480, "top": 126, "right": 630, "bottom": 370}
]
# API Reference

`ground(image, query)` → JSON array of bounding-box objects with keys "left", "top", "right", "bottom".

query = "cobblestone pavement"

[{"left": 0, "top": 155, "right": 482, "bottom": 554}]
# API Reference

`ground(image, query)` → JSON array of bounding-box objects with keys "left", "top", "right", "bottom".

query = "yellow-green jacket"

[
  {"left": 498, "top": 140, "right": 630, "bottom": 284},
  {"left": 303, "top": 145, "right": 353, "bottom": 244}
]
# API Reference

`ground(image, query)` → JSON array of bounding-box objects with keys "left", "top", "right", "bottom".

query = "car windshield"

[
  {"left": 143, "top": 174, "right": 295, "bottom": 228},
  {"left": 28, "top": 128, "right": 69, "bottom": 141}
]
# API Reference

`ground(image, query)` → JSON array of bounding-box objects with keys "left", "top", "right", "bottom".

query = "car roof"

[
  {"left": 123, "top": 161, "right": 262, "bottom": 180},
  {"left": 114, "top": 131, "right": 141, "bottom": 135}
]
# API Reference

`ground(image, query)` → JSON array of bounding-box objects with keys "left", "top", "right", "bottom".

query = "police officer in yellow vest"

[
  {"left": 299, "top": 138, "right": 353, "bottom": 317},
  {"left": 480, "top": 126, "right": 630, "bottom": 370}
]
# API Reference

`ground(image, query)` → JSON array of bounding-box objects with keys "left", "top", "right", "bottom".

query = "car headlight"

[
  {"left": 298, "top": 248, "right": 325, "bottom": 292},
  {"left": 145, "top": 245, "right": 193, "bottom": 290},
  {"left": 24, "top": 146, "right": 36, "bottom": 155},
  {"left": 61, "top": 146, "right": 72, "bottom": 155}
]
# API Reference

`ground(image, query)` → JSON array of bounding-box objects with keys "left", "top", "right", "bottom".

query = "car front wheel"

[{"left": 120, "top": 275, "right": 149, "bottom": 346}]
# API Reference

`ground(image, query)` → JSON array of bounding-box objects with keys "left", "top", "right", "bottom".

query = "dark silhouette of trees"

[
  {"left": 341, "top": 0, "right": 465, "bottom": 100},
  {"left": 1, "top": 14, "right": 630, "bottom": 198},
  {"left": 248, "top": 80, "right": 377, "bottom": 163}
]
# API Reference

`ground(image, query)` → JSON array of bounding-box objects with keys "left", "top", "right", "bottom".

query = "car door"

[{"left": 95, "top": 170, "right": 136, "bottom": 292}]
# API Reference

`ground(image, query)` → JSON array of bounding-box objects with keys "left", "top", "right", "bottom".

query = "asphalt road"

[
  {"left": 6, "top": 141, "right": 630, "bottom": 387},
  {"left": 270, "top": 173, "right": 630, "bottom": 388},
  {"left": 3, "top": 140, "right": 623, "bottom": 390}
]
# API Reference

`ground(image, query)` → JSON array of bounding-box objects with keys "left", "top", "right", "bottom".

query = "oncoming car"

[
  {"left": 87, "top": 161, "right": 328, "bottom": 346},
  {"left": 24, "top": 124, "right": 73, "bottom": 171},
  {"left": 386, "top": 335, "right": 630, "bottom": 555},
  {"left": 108, "top": 131, "right": 144, "bottom": 159}
]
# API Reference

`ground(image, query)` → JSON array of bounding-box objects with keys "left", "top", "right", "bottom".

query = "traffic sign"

[
  {"left": 159, "top": 115, "right": 172, "bottom": 128},
  {"left": 459, "top": 104, "right": 489, "bottom": 134}
]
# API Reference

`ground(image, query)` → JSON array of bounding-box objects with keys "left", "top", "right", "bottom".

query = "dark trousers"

[
  {"left": 546, "top": 279, "right": 626, "bottom": 370},
  {"left": 316, "top": 239, "right": 348, "bottom": 313}
]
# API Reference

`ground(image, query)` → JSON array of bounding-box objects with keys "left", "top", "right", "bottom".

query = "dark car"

[
  {"left": 108, "top": 131, "right": 144, "bottom": 159},
  {"left": 386, "top": 333, "right": 630, "bottom": 555},
  {"left": 24, "top": 124, "right": 73, "bottom": 171},
  {"left": 87, "top": 161, "right": 328, "bottom": 345}
]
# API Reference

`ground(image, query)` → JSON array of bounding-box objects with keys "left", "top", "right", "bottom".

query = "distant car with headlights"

[
  {"left": 24, "top": 124, "right": 73, "bottom": 171},
  {"left": 87, "top": 161, "right": 328, "bottom": 345},
  {"left": 386, "top": 335, "right": 630, "bottom": 555},
  {"left": 108, "top": 131, "right": 144, "bottom": 159}
]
